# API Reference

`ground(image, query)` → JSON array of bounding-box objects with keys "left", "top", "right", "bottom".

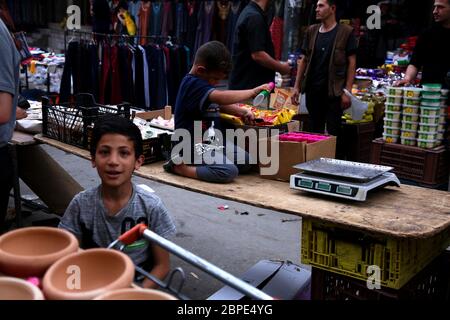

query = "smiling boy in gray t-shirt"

[{"left": 59, "top": 115, "right": 176, "bottom": 289}]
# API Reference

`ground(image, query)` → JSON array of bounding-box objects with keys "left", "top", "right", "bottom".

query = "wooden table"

[{"left": 34, "top": 134, "right": 450, "bottom": 239}]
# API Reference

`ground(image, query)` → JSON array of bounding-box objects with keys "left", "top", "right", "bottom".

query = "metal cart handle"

[{"left": 123, "top": 224, "right": 274, "bottom": 300}]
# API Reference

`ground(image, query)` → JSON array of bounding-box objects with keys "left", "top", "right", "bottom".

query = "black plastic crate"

[
  {"left": 311, "top": 251, "right": 450, "bottom": 300},
  {"left": 342, "top": 122, "right": 376, "bottom": 163},
  {"left": 42, "top": 94, "right": 131, "bottom": 149}
]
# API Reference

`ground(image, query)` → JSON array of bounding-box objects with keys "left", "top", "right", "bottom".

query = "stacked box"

[
  {"left": 438, "top": 88, "right": 449, "bottom": 141},
  {"left": 383, "top": 86, "right": 403, "bottom": 143},
  {"left": 400, "top": 87, "right": 422, "bottom": 146},
  {"left": 418, "top": 84, "right": 442, "bottom": 148}
]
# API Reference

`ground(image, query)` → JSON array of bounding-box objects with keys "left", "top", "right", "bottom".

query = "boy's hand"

[
  {"left": 242, "top": 108, "right": 255, "bottom": 124},
  {"left": 252, "top": 83, "right": 271, "bottom": 97},
  {"left": 16, "top": 107, "right": 28, "bottom": 120}
]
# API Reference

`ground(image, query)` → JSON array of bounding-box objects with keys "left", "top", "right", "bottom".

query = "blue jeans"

[{"left": 195, "top": 145, "right": 253, "bottom": 183}]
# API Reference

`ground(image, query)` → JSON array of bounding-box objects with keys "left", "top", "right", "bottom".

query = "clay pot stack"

[{"left": 0, "top": 226, "right": 174, "bottom": 300}]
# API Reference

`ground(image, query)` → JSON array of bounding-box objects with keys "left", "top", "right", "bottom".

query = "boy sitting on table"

[
  {"left": 59, "top": 115, "right": 176, "bottom": 289},
  {"left": 164, "top": 40, "right": 271, "bottom": 183}
]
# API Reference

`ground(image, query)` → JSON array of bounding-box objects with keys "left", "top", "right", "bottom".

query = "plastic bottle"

[{"left": 253, "top": 82, "right": 275, "bottom": 107}]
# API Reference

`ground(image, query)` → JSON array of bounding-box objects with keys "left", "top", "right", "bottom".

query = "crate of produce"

[
  {"left": 400, "top": 137, "right": 416, "bottom": 146},
  {"left": 311, "top": 251, "right": 450, "bottom": 300},
  {"left": 301, "top": 219, "right": 450, "bottom": 290},
  {"left": 402, "top": 105, "right": 419, "bottom": 115},
  {"left": 402, "top": 113, "right": 419, "bottom": 122},
  {"left": 385, "top": 103, "right": 402, "bottom": 112},
  {"left": 403, "top": 87, "right": 422, "bottom": 98},
  {"left": 42, "top": 94, "right": 131, "bottom": 149},
  {"left": 370, "top": 138, "right": 449, "bottom": 186},
  {"left": 384, "top": 118, "right": 401, "bottom": 128},
  {"left": 401, "top": 120, "right": 418, "bottom": 131}
]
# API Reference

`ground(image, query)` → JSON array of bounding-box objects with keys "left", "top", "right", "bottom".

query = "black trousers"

[
  {"left": 0, "top": 145, "right": 13, "bottom": 233},
  {"left": 305, "top": 89, "right": 345, "bottom": 158}
]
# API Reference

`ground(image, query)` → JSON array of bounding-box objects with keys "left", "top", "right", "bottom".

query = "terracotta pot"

[
  {"left": 94, "top": 288, "right": 178, "bottom": 300},
  {"left": 42, "top": 248, "right": 135, "bottom": 300},
  {"left": 0, "top": 227, "right": 79, "bottom": 277},
  {"left": 0, "top": 277, "right": 44, "bottom": 300}
]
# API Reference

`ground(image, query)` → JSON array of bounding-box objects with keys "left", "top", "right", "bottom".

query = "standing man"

[
  {"left": 0, "top": 17, "right": 20, "bottom": 233},
  {"left": 395, "top": 0, "right": 450, "bottom": 88},
  {"left": 229, "top": 0, "right": 291, "bottom": 94},
  {"left": 292, "top": 0, "right": 357, "bottom": 138}
]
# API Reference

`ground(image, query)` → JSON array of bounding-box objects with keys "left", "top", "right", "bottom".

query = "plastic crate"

[
  {"left": 370, "top": 138, "right": 449, "bottom": 187},
  {"left": 342, "top": 122, "right": 376, "bottom": 163},
  {"left": 85, "top": 125, "right": 168, "bottom": 165},
  {"left": 311, "top": 251, "right": 450, "bottom": 300},
  {"left": 301, "top": 219, "right": 450, "bottom": 289},
  {"left": 42, "top": 94, "right": 131, "bottom": 149}
]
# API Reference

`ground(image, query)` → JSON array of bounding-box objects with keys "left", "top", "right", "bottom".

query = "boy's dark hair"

[
  {"left": 324, "top": 0, "right": 337, "bottom": 7},
  {"left": 194, "top": 41, "right": 232, "bottom": 74},
  {"left": 90, "top": 114, "right": 143, "bottom": 159}
]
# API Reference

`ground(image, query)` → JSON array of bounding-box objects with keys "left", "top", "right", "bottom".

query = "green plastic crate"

[{"left": 301, "top": 219, "right": 450, "bottom": 289}]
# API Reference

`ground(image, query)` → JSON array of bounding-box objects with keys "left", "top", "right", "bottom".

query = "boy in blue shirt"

[
  {"left": 60, "top": 115, "right": 176, "bottom": 288},
  {"left": 166, "top": 41, "right": 270, "bottom": 183}
]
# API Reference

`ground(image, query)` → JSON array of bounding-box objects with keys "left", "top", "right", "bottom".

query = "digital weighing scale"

[{"left": 290, "top": 158, "right": 400, "bottom": 201}]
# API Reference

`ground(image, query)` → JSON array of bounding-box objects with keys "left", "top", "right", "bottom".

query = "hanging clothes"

[
  {"left": 61, "top": 32, "right": 191, "bottom": 110},
  {"left": 175, "top": 1, "right": 188, "bottom": 43},
  {"left": 138, "top": 1, "right": 151, "bottom": 46},
  {"left": 194, "top": 0, "right": 215, "bottom": 53},
  {"left": 161, "top": 0, "right": 174, "bottom": 37},
  {"left": 226, "top": 0, "right": 242, "bottom": 53},
  {"left": 270, "top": 0, "right": 285, "bottom": 60},
  {"left": 185, "top": 0, "right": 198, "bottom": 56},
  {"left": 60, "top": 41, "right": 81, "bottom": 103},
  {"left": 150, "top": 2, "right": 163, "bottom": 36},
  {"left": 214, "top": 0, "right": 231, "bottom": 45},
  {"left": 128, "top": 1, "right": 142, "bottom": 31}
]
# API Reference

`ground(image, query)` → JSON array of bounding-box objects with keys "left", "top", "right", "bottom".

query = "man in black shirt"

[
  {"left": 229, "top": 0, "right": 291, "bottom": 92},
  {"left": 396, "top": 0, "right": 450, "bottom": 87},
  {"left": 291, "top": 0, "right": 357, "bottom": 138}
]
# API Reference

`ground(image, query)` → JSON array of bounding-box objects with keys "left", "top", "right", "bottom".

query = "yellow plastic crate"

[{"left": 301, "top": 219, "right": 450, "bottom": 289}]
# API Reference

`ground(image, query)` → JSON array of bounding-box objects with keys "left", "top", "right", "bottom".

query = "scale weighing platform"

[{"left": 290, "top": 158, "right": 401, "bottom": 201}]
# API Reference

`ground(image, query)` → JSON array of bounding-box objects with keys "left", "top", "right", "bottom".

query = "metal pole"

[{"left": 141, "top": 229, "right": 274, "bottom": 300}]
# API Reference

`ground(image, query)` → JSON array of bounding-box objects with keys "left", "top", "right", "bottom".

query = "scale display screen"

[
  {"left": 316, "top": 182, "right": 331, "bottom": 192},
  {"left": 299, "top": 179, "right": 314, "bottom": 188},
  {"left": 295, "top": 177, "right": 358, "bottom": 197},
  {"left": 337, "top": 186, "right": 353, "bottom": 195}
]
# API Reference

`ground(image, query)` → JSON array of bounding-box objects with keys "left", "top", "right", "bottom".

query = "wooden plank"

[
  {"left": 34, "top": 134, "right": 450, "bottom": 239},
  {"left": 11, "top": 131, "right": 37, "bottom": 146}
]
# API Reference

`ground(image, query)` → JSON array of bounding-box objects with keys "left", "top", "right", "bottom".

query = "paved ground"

[{"left": 10, "top": 144, "right": 304, "bottom": 300}]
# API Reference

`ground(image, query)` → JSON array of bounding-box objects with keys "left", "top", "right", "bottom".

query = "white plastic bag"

[{"left": 343, "top": 89, "right": 368, "bottom": 121}]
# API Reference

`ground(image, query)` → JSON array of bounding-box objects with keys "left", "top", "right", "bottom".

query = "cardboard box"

[
  {"left": 269, "top": 87, "right": 298, "bottom": 111},
  {"left": 233, "top": 121, "right": 300, "bottom": 161},
  {"left": 259, "top": 132, "right": 337, "bottom": 182},
  {"left": 207, "top": 260, "right": 311, "bottom": 300},
  {"left": 135, "top": 105, "right": 172, "bottom": 123},
  {"left": 135, "top": 105, "right": 173, "bottom": 162}
]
